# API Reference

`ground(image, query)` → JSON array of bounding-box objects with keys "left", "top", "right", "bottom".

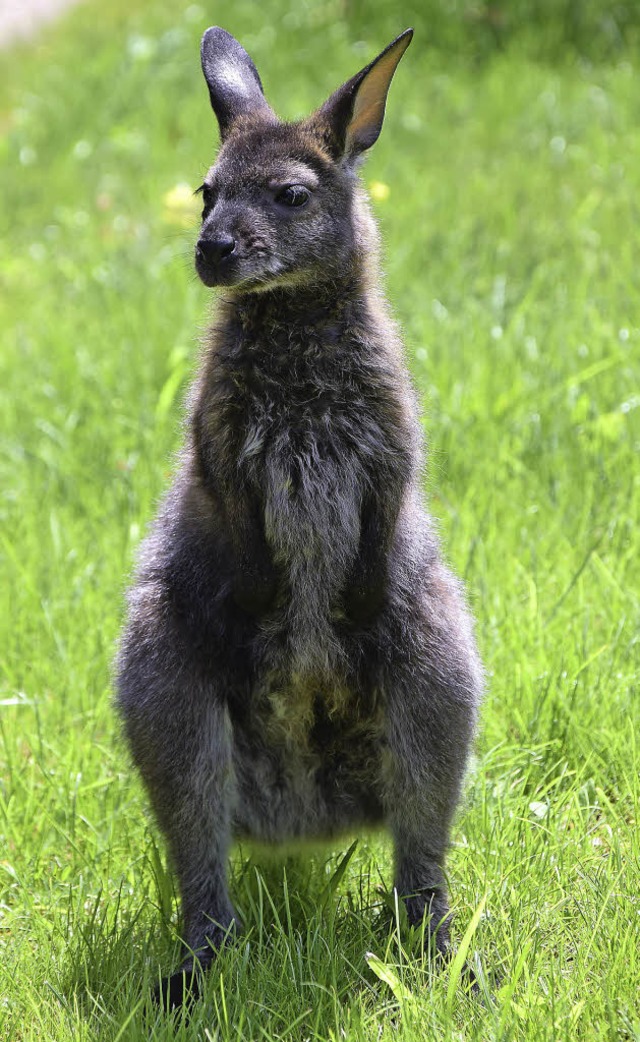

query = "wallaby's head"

[{"left": 195, "top": 27, "right": 412, "bottom": 292}]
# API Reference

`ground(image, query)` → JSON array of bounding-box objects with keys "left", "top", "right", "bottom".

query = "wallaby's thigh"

[
  {"left": 116, "top": 583, "right": 240, "bottom": 969},
  {"left": 374, "top": 561, "right": 482, "bottom": 951}
]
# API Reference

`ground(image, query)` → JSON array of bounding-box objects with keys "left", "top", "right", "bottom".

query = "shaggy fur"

[{"left": 115, "top": 26, "right": 483, "bottom": 1009}]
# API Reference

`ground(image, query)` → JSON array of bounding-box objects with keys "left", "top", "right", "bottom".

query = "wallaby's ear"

[
  {"left": 201, "top": 27, "right": 276, "bottom": 140},
  {"left": 313, "top": 29, "right": 413, "bottom": 161}
]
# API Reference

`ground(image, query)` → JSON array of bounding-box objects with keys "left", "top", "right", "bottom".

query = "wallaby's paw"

[
  {"left": 233, "top": 577, "right": 277, "bottom": 615},
  {"left": 233, "top": 563, "right": 278, "bottom": 616},
  {"left": 342, "top": 580, "right": 386, "bottom": 626}
]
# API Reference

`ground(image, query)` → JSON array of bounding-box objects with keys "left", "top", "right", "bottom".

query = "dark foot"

[
  {"left": 404, "top": 888, "right": 452, "bottom": 957},
  {"left": 153, "top": 961, "right": 204, "bottom": 1012},
  {"left": 405, "top": 898, "right": 483, "bottom": 998}
]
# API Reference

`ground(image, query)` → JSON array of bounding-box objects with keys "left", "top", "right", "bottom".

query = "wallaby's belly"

[
  {"left": 229, "top": 431, "right": 384, "bottom": 839},
  {"left": 231, "top": 669, "right": 386, "bottom": 842}
]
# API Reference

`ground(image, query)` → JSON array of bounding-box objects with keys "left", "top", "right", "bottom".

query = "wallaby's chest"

[{"left": 218, "top": 342, "right": 382, "bottom": 486}]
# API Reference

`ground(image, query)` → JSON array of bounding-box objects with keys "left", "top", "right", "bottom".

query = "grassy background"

[{"left": 1, "top": 1, "right": 639, "bottom": 1039}]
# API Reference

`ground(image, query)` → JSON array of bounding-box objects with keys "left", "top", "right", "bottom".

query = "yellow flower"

[
  {"left": 162, "top": 182, "right": 200, "bottom": 227},
  {"left": 369, "top": 180, "right": 390, "bottom": 202}
]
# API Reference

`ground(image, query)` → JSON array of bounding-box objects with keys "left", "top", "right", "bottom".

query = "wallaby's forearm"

[
  {"left": 193, "top": 420, "right": 278, "bottom": 613},
  {"left": 225, "top": 487, "right": 277, "bottom": 614},
  {"left": 343, "top": 468, "right": 407, "bottom": 623}
]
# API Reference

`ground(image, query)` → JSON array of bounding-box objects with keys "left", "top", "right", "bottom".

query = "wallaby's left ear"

[{"left": 312, "top": 29, "right": 413, "bottom": 160}]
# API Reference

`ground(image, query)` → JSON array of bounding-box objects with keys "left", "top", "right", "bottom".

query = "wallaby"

[{"left": 116, "top": 26, "right": 483, "bottom": 1009}]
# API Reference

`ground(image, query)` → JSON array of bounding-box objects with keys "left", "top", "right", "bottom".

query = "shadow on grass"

[{"left": 53, "top": 842, "right": 476, "bottom": 1040}]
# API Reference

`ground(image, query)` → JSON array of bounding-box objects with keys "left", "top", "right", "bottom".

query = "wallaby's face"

[
  {"left": 195, "top": 28, "right": 412, "bottom": 293},
  {"left": 196, "top": 127, "right": 356, "bottom": 291}
]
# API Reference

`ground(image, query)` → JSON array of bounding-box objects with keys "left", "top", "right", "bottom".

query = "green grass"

[{"left": 1, "top": 1, "right": 639, "bottom": 1039}]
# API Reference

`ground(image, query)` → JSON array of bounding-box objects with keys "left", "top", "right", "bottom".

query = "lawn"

[{"left": 1, "top": 1, "right": 639, "bottom": 1039}]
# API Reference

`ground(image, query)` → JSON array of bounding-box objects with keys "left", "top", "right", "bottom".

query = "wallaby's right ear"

[{"left": 201, "top": 27, "right": 276, "bottom": 140}]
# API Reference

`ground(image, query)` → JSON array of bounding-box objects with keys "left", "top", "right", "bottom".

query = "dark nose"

[{"left": 196, "top": 235, "right": 236, "bottom": 264}]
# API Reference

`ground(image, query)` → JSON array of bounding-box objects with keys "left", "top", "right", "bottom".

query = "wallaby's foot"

[
  {"left": 153, "top": 919, "right": 237, "bottom": 1011},
  {"left": 404, "top": 899, "right": 482, "bottom": 998},
  {"left": 459, "top": 960, "right": 482, "bottom": 997},
  {"left": 154, "top": 970, "right": 199, "bottom": 1012},
  {"left": 404, "top": 887, "right": 452, "bottom": 958},
  {"left": 153, "top": 956, "right": 210, "bottom": 1011}
]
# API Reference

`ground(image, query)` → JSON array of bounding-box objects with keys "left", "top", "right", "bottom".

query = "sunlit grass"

[{"left": 1, "top": 1, "right": 639, "bottom": 1040}]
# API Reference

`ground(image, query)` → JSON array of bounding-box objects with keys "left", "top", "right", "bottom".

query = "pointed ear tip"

[
  {"left": 381, "top": 28, "right": 412, "bottom": 61},
  {"left": 200, "top": 26, "right": 231, "bottom": 51}
]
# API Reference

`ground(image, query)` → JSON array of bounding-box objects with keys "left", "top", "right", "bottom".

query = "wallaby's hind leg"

[
  {"left": 116, "top": 596, "right": 238, "bottom": 1007},
  {"left": 379, "top": 566, "right": 481, "bottom": 954}
]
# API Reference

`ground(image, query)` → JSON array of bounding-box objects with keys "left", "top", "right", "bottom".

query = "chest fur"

[{"left": 223, "top": 346, "right": 384, "bottom": 565}]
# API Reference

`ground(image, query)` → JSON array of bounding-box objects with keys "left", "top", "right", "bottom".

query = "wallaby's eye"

[
  {"left": 198, "top": 184, "right": 216, "bottom": 216},
  {"left": 275, "top": 185, "right": 311, "bottom": 208}
]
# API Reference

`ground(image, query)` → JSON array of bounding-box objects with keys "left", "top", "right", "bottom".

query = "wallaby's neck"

[{"left": 218, "top": 262, "right": 379, "bottom": 346}]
